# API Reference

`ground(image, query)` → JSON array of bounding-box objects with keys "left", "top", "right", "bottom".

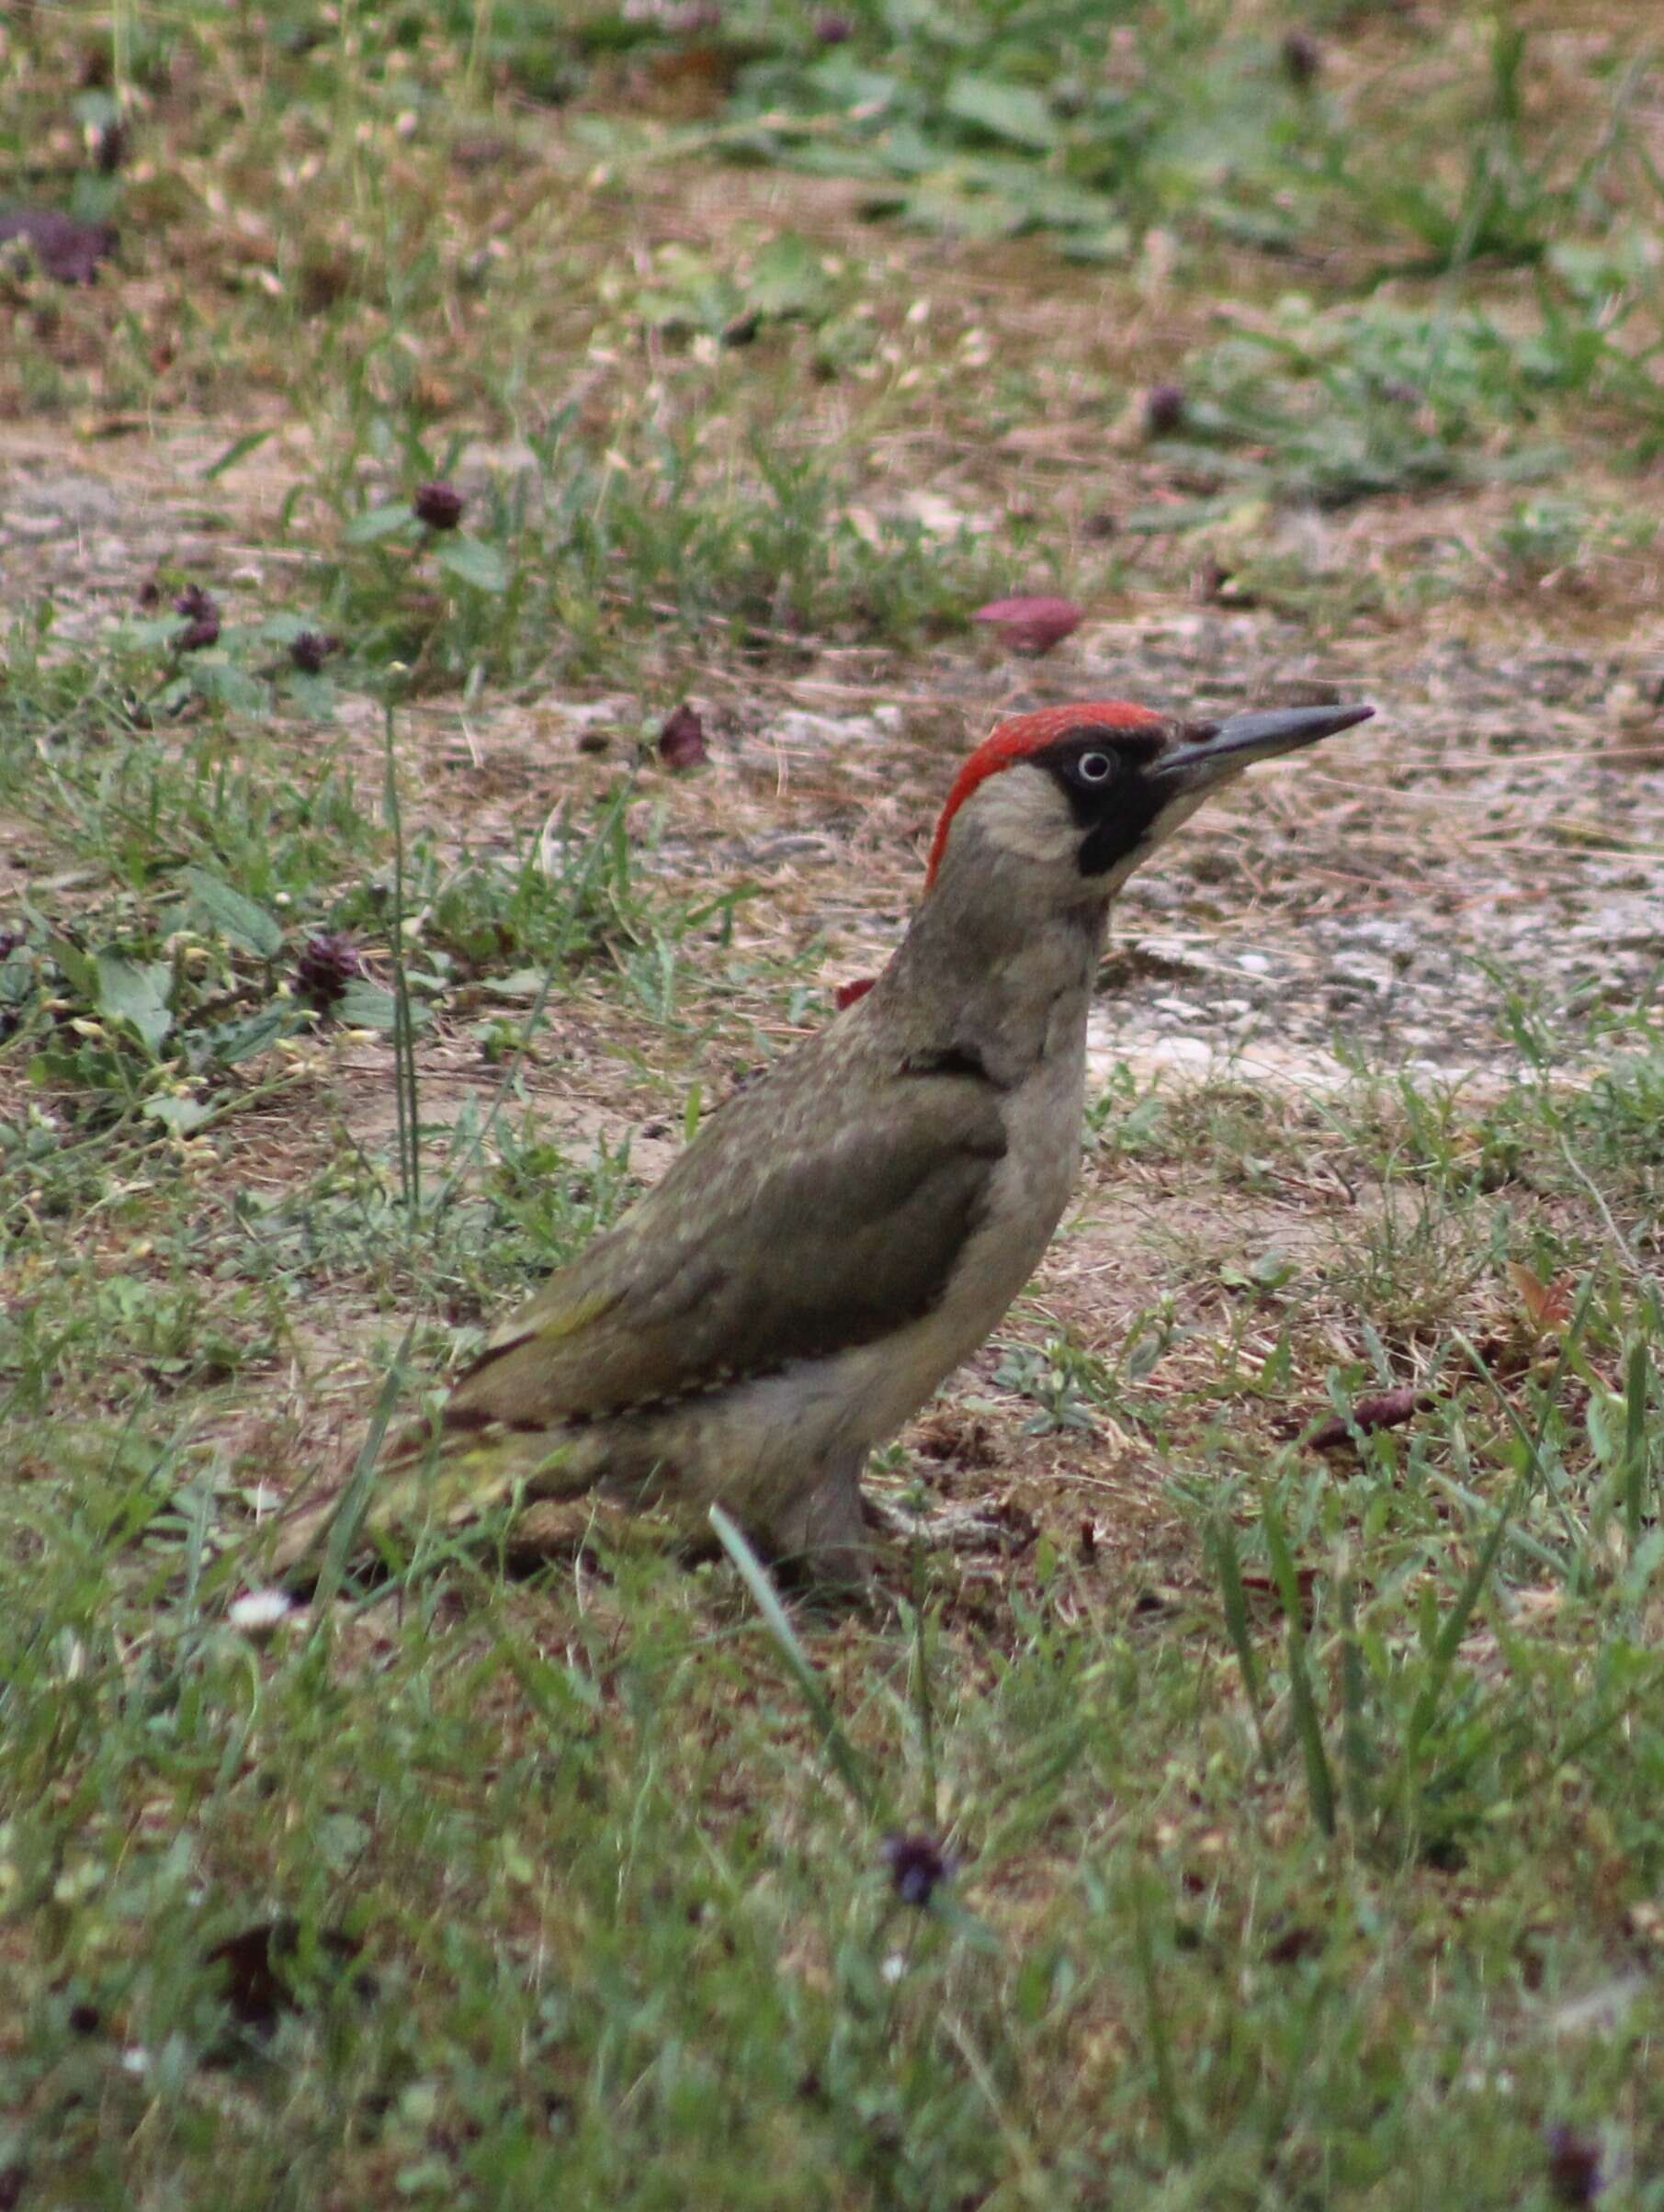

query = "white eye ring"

[{"left": 1076, "top": 750, "right": 1114, "bottom": 784}]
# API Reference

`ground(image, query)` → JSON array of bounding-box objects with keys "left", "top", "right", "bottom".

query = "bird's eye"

[{"left": 1075, "top": 750, "right": 1114, "bottom": 784}]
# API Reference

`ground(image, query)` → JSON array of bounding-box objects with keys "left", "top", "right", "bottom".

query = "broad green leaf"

[
  {"left": 945, "top": 74, "right": 1054, "bottom": 151},
  {"left": 345, "top": 503, "right": 416, "bottom": 545},
  {"left": 49, "top": 933, "right": 97, "bottom": 1003},
  {"left": 1060, "top": 224, "right": 1134, "bottom": 265},
  {"left": 436, "top": 536, "right": 509, "bottom": 593},
  {"left": 337, "top": 977, "right": 431, "bottom": 1033},
  {"left": 96, "top": 954, "right": 174, "bottom": 1055},
  {"left": 142, "top": 1094, "right": 214, "bottom": 1135},
  {"left": 480, "top": 970, "right": 548, "bottom": 1000},
  {"left": 747, "top": 233, "right": 829, "bottom": 320},
  {"left": 281, "top": 672, "right": 339, "bottom": 719},
  {"left": 185, "top": 867, "right": 284, "bottom": 959},
  {"left": 207, "top": 1006, "right": 294, "bottom": 1066},
  {"left": 803, "top": 55, "right": 900, "bottom": 111},
  {"left": 899, "top": 180, "right": 1026, "bottom": 240},
  {"left": 187, "top": 660, "right": 268, "bottom": 715}
]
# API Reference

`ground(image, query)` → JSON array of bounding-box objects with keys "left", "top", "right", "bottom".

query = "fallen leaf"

[
  {"left": 971, "top": 594, "right": 1083, "bottom": 656},
  {"left": 1306, "top": 1385, "right": 1427, "bottom": 1450},
  {"left": 1508, "top": 1261, "right": 1572, "bottom": 1337},
  {"left": 0, "top": 208, "right": 117, "bottom": 284}
]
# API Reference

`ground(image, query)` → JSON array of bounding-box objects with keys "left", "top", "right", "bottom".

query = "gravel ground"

[
  {"left": 1072, "top": 612, "right": 1664, "bottom": 1089},
  {"left": 8, "top": 441, "right": 1664, "bottom": 1098}
]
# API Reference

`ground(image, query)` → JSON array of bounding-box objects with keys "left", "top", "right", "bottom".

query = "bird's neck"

[{"left": 871, "top": 874, "right": 1109, "bottom": 1089}]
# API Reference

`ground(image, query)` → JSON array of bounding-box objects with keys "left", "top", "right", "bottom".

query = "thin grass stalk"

[
  {"left": 909, "top": 1558, "right": 939, "bottom": 1830},
  {"left": 1264, "top": 1501, "right": 1336, "bottom": 1840},
  {"left": 1338, "top": 1570, "right": 1374, "bottom": 1829},
  {"left": 1130, "top": 1880, "right": 1193, "bottom": 2161},
  {"left": 381, "top": 702, "right": 421, "bottom": 1218},
  {"left": 1210, "top": 1513, "right": 1273, "bottom": 1767},
  {"left": 1624, "top": 1337, "right": 1650, "bottom": 1551}
]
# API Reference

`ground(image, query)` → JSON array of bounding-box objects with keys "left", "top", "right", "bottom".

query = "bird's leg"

[{"left": 764, "top": 1450, "right": 874, "bottom": 1587}]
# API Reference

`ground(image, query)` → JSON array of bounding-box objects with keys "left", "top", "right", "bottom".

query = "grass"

[{"left": 6, "top": 0, "right": 1664, "bottom": 2205}]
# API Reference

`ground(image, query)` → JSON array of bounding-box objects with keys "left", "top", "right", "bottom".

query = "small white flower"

[{"left": 229, "top": 1589, "right": 296, "bottom": 1639}]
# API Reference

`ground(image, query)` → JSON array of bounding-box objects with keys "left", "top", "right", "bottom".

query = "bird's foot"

[{"left": 861, "top": 1489, "right": 1025, "bottom": 1557}]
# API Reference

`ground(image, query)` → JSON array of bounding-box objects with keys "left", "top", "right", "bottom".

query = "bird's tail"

[{"left": 266, "top": 1415, "right": 591, "bottom": 1579}]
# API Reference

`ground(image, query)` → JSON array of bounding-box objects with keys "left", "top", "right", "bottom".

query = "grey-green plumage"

[
  {"left": 454, "top": 1044, "right": 1008, "bottom": 1430},
  {"left": 275, "top": 696, "right": 1372, "bottom": 1581}
]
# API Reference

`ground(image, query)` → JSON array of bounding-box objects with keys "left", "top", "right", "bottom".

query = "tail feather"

[{"left": 267, "top": 1417, "right": 588, "bottom": 1577}]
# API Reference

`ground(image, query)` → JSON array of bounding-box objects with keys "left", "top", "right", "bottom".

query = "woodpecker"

[{"left": 279, "top": 697, "right": 1372, "bottom": 1581}]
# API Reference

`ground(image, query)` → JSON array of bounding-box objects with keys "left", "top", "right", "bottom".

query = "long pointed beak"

[{"left": 1155, "top": 702, "right": 1375, "bottom": 787}]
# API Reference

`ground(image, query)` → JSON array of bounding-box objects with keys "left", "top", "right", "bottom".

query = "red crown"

[{"left": 925, "top": 702, "right": 1165, "bottom": 886}]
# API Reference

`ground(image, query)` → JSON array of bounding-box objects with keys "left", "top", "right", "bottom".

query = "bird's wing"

[{"left": 443, "top": 1065, "right": 1008, "bottom": 1430}]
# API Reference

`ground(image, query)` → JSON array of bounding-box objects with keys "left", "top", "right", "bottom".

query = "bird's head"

[{"left": 925, "top": 698, "right": 1374, "bottom": 905}]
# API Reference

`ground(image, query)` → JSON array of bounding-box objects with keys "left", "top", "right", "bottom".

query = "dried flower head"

[
  {"left": 881, "top": 1832, "right": 956, "bottom": 1908},
  {"left": 971, "top": 594, "right": 1083, "bottom": 658},
  {"left": 413, "top": 481, "right": 466, "bottom": 530},
  {"left": 1281, "top": 29, "right": 1321, "bottom": 86},
  {"left": 1143, "top": 382, "right": 1187, "bottom": 437},
  {"left": 289, "top": 630, "right": 342, "bottom": 676},
  {"left": 1545, "top": 2127, "right": 1604, "bottom": 2206},
  {"left": 92, "top": 118, "right": 129, "bottom": 174},
  {"left": 657, "top": 702, "right": 709, "bottom": 772},
  {"left": 295, "top": 933, "right": 364, "bottom": 1010}
]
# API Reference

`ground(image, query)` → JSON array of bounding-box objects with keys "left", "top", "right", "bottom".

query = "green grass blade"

[
  {"left": 1263, "top": 1501, "right": 1335, "bottom": 1839},
  {"left": 1129, "top": 1876, "right": 1193, "bottom": 2161},
  {"left": 1209, "top": 1513, "right": 1272, "bottom": 1766},
  {"left": 309, "top": 1323, "right": 417, "bottom": 1620},
  {"left": 1624, "top": 1337, "right": 1651, "bottom": 1550},
  {"left": 708, "top": 1506, "right": 879, "bottom": 1821},
  {"left": 1338, "top": 1571, "right": 1374, "bottom": 1829}
]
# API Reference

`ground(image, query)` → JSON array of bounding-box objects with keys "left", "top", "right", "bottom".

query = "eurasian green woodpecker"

[{"left": 282, "top": 697, "right": 1372, "bottom": 1581}]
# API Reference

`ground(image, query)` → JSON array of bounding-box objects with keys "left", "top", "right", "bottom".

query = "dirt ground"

[
  {"left": 10, "top": 419, "right": 1664, "bottom": 1099},
  {"left": 10, "top": 412, "right": 1661, "bottom": 1609}
]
